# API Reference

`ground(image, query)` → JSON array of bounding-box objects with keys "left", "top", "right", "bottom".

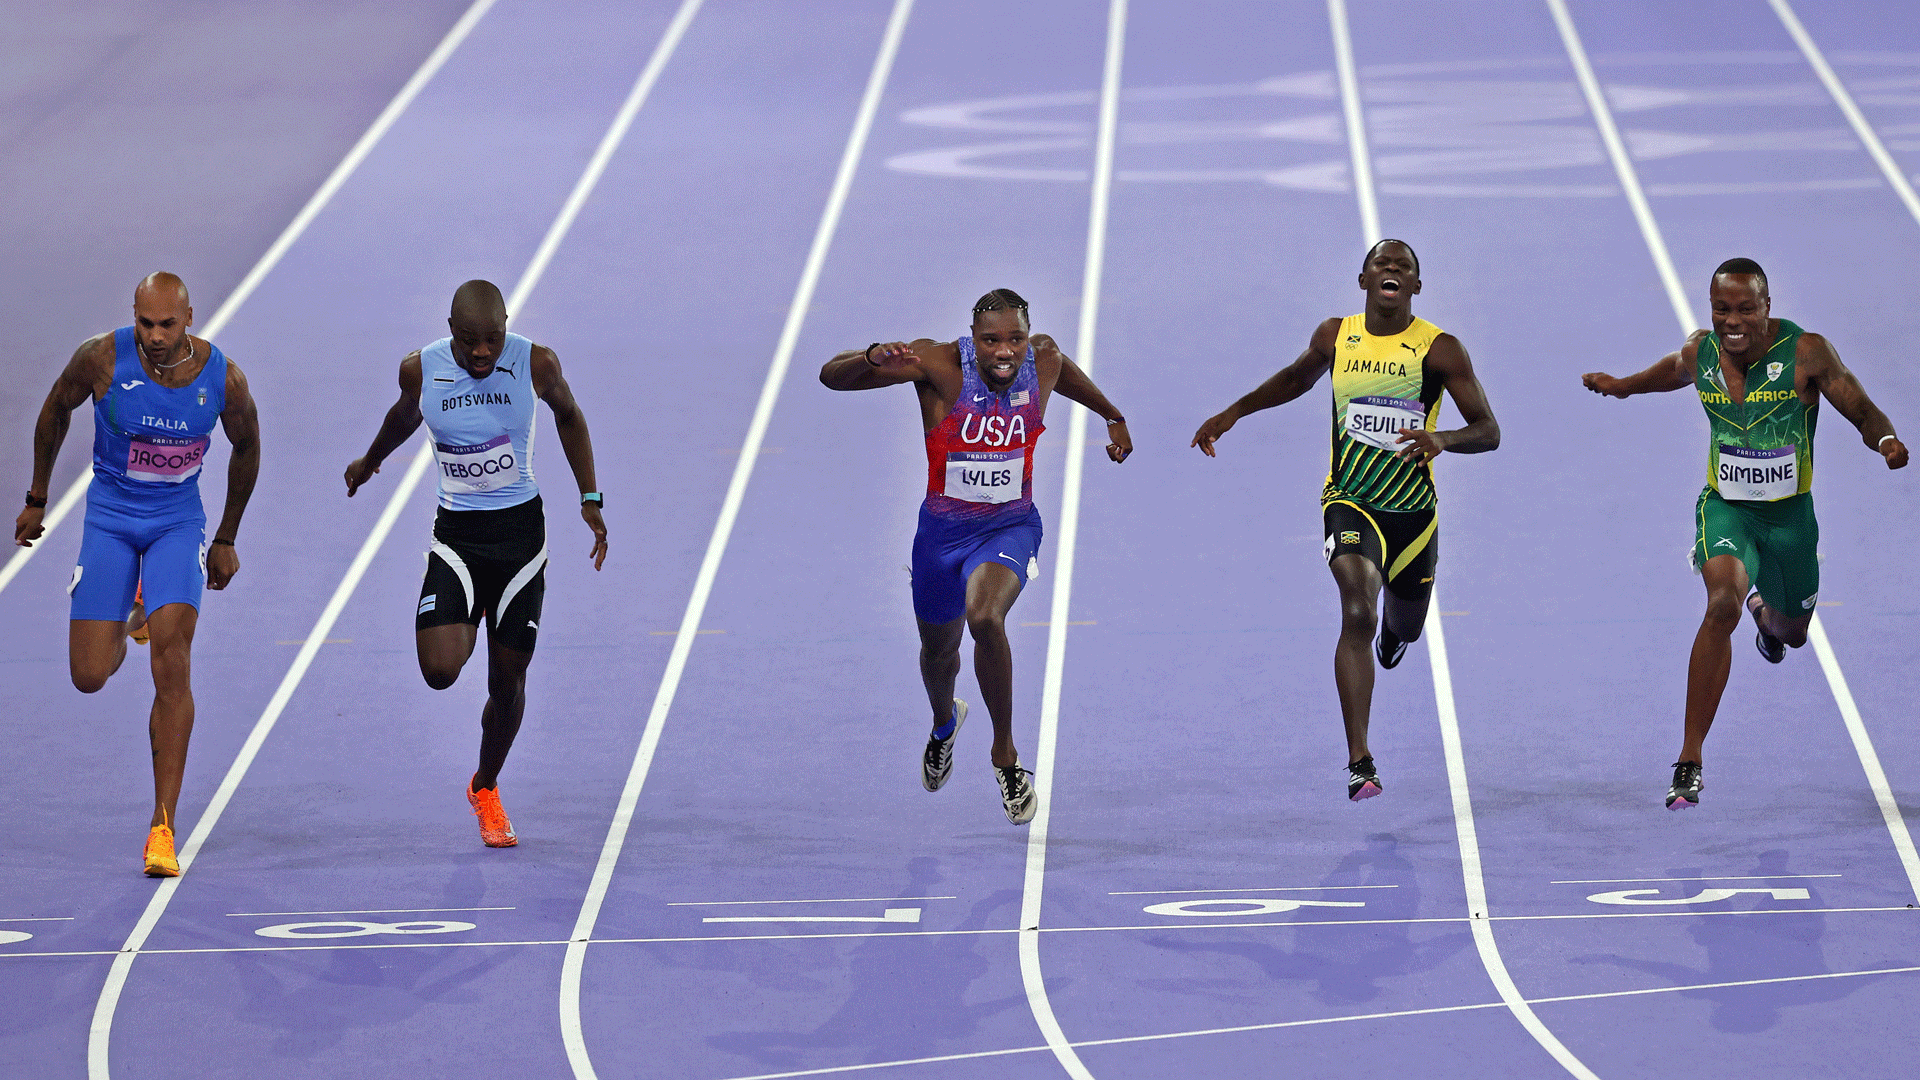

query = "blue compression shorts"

[
  {"left": 69, "top": 495, "right": 206, "bottom": 621},
  {"left": 909, "top": 502, "right": 1043, "bottom": 625}
]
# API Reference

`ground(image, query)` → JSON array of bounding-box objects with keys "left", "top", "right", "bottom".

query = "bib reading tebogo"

[
  {"left": 1717, "top": 444, "right": 1797, "bottom": 501},
  {"left": 1342, "top": 395, "right": 1425, "bottom": 451},
  {"left": 944, "top": 450, "right": 1021, "bottom": 504},
  {"left": 436, "top": 433, "right": 518, "bottom": 494}
]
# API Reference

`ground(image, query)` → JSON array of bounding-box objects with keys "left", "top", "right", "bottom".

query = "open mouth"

[{"left": 1379, "top": 278, "right": 1402, "bottom": 297}]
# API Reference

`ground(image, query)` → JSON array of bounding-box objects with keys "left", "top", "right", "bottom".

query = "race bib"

[
  {"left": 944, "top": 449, "right": 1022, "bottom": 504},
  {"left": 435, "top": 433, "right": 518, "bottom": 494},
  {"left": 126, "top": 435, "right": 208, "bottom": 484},
  {"left": 1342, "top": 395, "right": 1425, "bottom": 450},
  {"left": 1717, "top": 444, "right": 1797, "bottom": 501}
]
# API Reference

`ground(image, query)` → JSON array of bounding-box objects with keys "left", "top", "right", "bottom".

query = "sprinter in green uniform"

[
  {"left": 1193, "top": 240, "right": 1501, "bottom": 801},
  {"left": 1583, "top": 258, "right": 1906, "bottom": 809}
]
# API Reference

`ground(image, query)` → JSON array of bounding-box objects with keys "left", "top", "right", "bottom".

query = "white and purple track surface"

[{"left": 4, "top": 1, "right": 1918, "bottom": 1077}]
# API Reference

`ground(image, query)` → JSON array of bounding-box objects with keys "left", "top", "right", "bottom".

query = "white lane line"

[
  {"left": 0, "top": 0, "right": 501, "bottom": 599},
  {"left": 1773, "top": 0, "right": 1920, "bottom": 910},
  {"left": 223, "top": 906, "right": 516, "bottom": 917},
  {"left": 0, "top": 917, "right": 75, "bottom": 923},
  {"left": 1020, "top": 3, "right": 1125, "bottom": 1079},
  {"left": 1551, "top": 875, "right": 1840, "bottom": 885},
  {"left": 699, "top": 961, "right": 1920, "bottom": 1080},
  {"left": 1769, "top": 0, "right": 1920, "bottom": 225},
  {"left": 1325, "top": 0, "right": 1378, "bottom": 248},
  {"left": 1329, "top": 1, "right": 1595, "bottom": 1074},
  {"left": 666, "top": 896, "right": 956, "bottom": 907},
  {"left": 84, "top": 6, "right": 695, "bottom": 1075},
  {"left": 1550, "top": 0, "right": 1920, "bottom": 908},
  {"left": 555, "top": 2, "right": 914, "bottom": 1077},
  {"left": 1427, "top": 599, "right": 1600, "bottom": 1079},
  {"left": 1544, "top": 0, "right": 1693, "bottom": 332},
  {"left": 1109, "top": 886, "right": 1398, "bottom": 895},
  {"left": 1808, "top": 618, "right": 1920, "bottom": 902}
]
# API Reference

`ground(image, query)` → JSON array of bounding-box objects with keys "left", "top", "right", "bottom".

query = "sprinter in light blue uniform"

[
  {"left": 346, "top": 280, "right": 607, "bottom": 848},
  {"left": 15, "top": 272, "right": 261, "bottom": 876}
]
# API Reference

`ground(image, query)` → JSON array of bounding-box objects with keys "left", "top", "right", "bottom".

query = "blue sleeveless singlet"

[
  {"left": 91, "top": 326, "right": 227, "bottom": 516},
  {"left": 419, "top": 334, "right": 539, "bottom": 511}
]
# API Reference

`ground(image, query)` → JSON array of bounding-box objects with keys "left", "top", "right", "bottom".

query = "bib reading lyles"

[
  {"left": 435, "top": 433, "right": 518, "bottom": 495},
  {"left": 1342, "top": 395, "right": 1425, "bottom": 451},
  {"left": 944, "top": 449, "right": 1021, "bottom": 504},
  {"left": 126, "top": 435, "right": 209, "bottom": 483},
  {"left": 1717, "top": 444, "right": 1797, "bottom": 502}
]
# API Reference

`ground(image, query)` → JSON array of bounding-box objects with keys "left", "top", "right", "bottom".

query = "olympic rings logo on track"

[
  {"left": 885, "top": 52, "right": 1920, "bottom": 198},
  {"left": 253, "top": 919, "right": 477, "bottom": 940}
]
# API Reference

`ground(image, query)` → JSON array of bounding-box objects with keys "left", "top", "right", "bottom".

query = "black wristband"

[
  {"left": 23, "top": 492, "right": 46, "bottom": 509},
  {"left": 210, "top": 538, "right": 234, "bottom": 546}
]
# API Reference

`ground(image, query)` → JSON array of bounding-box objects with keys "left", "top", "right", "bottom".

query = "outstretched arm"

[
  {"left": 16, "top": 335, "right": 109, "bottom": 547},
  {"left": 1044, "top": 336, "right": 1130, "bottom": 463},
  {"left": 344, "top": 354, "right": 425, "bottom": 496},
  {"left": 533, "top": 345, "right": 608, "bottom": 569},
  {"left": 1582, "top": 332, "right": 1701, "bottom": 398},
  {"left": 1392, "top": 334, "right": 1499, "bottom": 464},
  {"left": 1191, "top": 317, "right": 1339, "bottom": 457},
  {"left": 1804, "top": 333, "right": 1906, "bottom": 469},
  {"left": 820, "top": 341, "right": 933, "bottom": 391},
  {"left": 206, "top": 360, "right": 260, "bottom": 590}
]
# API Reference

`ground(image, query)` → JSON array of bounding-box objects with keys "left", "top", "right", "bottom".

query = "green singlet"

[{"left": 1691, "top": 319, "right": 1821, "bottom": 616}]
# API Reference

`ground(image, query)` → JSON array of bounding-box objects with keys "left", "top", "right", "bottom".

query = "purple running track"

[{"left": 2, "top": 2, "right": 1917, "bottom": 1079}]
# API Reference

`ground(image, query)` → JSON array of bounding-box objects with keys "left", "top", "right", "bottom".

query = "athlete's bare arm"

[
  {"left": 531, "top": 344, "right": 609, "bottom": 569},
  {"left": 1581, "top": 331, "right": 1704, "bottom": 398},
  {"left": 207, "top": 357, "right": 260, "bottom": 590},
  {"left": 820, "top": 339, "right": 966, "bottom": 430},
  {"left": 343, "top": 353, "right": 425, "bottom": 497},
  {"left": 15, "top": 334, "right": 114, "bottom": 547},
  {"left": 1393, "top": 334, "right": 1499, "bottom": 464},
  {"left": 1797, "top": 332, "right": 1907, "bottom": 469},
  {"left": 1190, "top": 316, "right": 1341, "bottom": 457},
  {"left": 1036, "top": 335, "right": 1131, "bottom": 463}
]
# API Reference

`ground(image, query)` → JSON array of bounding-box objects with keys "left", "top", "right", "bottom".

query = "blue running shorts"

[
  {"left": 69, "top": 496, "right": 206, "bottom": 621},
  {"left": 910, "top": 502, "right": 1044, "bottom": 625}
]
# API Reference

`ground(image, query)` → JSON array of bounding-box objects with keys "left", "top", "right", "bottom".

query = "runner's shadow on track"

[
  {"left": 226, "top": 945, "right": 515, "bottom": 1057},
  {"left": 697, "top": 857, "right": 1031, "bottom": 1070},
  {"left": 1133, "top": 834, "right": 1471, "bottom": 1006},
  {"left": 1567, "top": 850, "right": 1884, "bottom": 1033}
]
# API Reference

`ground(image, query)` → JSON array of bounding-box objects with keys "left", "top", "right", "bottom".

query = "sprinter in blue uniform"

[
  {"left": 345, "top": 280, "right": 607, "bottom": 848},
  {"left": 15, "top": 272, "right": 261, "bottom": 876}
]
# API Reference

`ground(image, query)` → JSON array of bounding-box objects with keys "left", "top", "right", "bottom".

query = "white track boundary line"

[
  {"left": 83, "top": 3, "right": 699, "bottom": 1073},
  {"left": 0, "top": 0, "right": 499, "bottom": 600},
  {"left": 1769, "top": 0, "right": 1920, "bottom": 224},
  {"left": 1769, "top": 0, "right": 1920, "bottom": 907},
  {"left": 1330, "top": 2, "right": 1596, "bottom": 1075},
  {"left": 1018, "top": 3, "right": 1125, "bottom": 1079},
  {"left": 555, "top": 2, "right": 914, "bottom": 1076},
  {"left": 1551, "top": 0, "right": 1920, "bottom": 906}
]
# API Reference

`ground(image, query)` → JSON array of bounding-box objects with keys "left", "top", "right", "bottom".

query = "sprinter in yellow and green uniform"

[
  {"left": 1584, "top": 258, "right": 1907, "bottom": 811},
  {"left": 1193, "top": 240, "right": 1501, "bottom": 802}
]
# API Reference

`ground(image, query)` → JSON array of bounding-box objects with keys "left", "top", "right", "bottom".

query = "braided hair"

[{"left": 971, "top": 288, "right": 1030, "bottom": 323}]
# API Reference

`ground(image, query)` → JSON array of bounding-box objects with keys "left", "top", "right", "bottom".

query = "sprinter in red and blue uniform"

[
  {"left": 821, "top": 289, "right": 1132, "bottom": 824},
  {"left": 15, "top": 273, "right": 261, "bottom": 877}
]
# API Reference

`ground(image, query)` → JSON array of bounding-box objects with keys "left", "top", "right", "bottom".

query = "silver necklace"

[{"left": 151, "top": 337, "right": 195, "bottom": 371}]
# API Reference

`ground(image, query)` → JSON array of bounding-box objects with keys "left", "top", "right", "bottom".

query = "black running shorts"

[
  {"left": 1322, "top": 499, "right": 1437, "bottom": 605},
  {"left": 416, "top": 495, "right": 547, "bottom": 653}
]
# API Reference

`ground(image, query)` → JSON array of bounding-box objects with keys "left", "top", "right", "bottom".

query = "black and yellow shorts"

[
  {"left": 1692, "top": 488, "right": 1819, "bottom": 617},
  {"left": 1323, "top": 500, "right": 1437, "bottom": 604}
]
